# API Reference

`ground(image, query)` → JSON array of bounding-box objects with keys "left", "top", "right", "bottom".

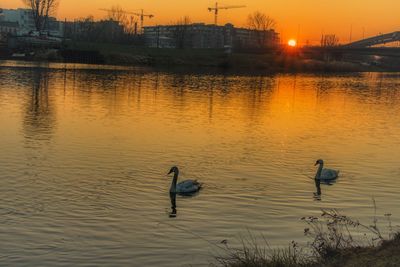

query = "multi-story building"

[
  {"left": 0, "top": 8, "right": 35, "bottom": 34},
  {"left": 144, "top": 23, "right": 279, "bottom": 49},
  {"left": 0, "top": 21, "right": 19, "bottom": 35},
  {"left": 234, "top": 27, "right": 279, "bottom": 49},
  {"left": 0, "top": 8, "right": 62, "bottom": 36}
]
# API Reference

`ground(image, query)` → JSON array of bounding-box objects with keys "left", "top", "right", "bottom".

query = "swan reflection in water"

[
  {"left": 169, "top": 193, "right": 177, "bottom": 218},
  {"left": 168, "top": 190, "right": 202, "bottom": 218},
  {"left": 313, "top": 179, "right": 322, "bottom": 200},
  {"left": 313, "top": 176, "right": 338, "bottom": 201}
]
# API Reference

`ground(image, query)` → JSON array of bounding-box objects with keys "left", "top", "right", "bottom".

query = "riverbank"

[
  {"left": 320, "top": 235, "right": 400, "bottom": 267},
  {"left": 218, "top": 209, "right": 400, "bottom": 267},
  {"left": 2, "top": 41, "right": 394, "bottom": 73},
  {"left": 64, "top": 42, "right": 369, "bottom": 72},
  {"left": 219, "top": 235, "right": 400, "bottom": 267}
]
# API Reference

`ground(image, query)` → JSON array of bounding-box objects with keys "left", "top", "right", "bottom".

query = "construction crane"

[
  {"left": 208, "top": 2, "right": 246, "bottom": 25},
  {"left": 134, "top": 9, "right": 154, "bottom": 34},
  {"left": 99, "top": 8, "right": 154, "bottom": 34}
]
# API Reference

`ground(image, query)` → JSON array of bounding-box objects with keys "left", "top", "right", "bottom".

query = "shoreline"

[
  {"left": 0, "top": 56, "right": 395, "bottom": 75},
  {"left": 218, "top": 209, "right": 400, "bottom": 267},
  {"left": 219, "top": 234, "right": 400, "bottom": 267},
  {"left": 2, "top": 41, "right": 398, "bottom": 74}
]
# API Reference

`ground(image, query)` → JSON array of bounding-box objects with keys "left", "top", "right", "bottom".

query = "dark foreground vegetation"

[{"left": 217, "top": 207, "right": 400, "bottom": 267}]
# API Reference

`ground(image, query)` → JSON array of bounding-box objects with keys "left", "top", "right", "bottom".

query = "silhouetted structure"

[
  {"left": 144, "top": 23, "right": 279, "bottom": 49},
  {"left": 345, "top": 31, "right": 400, "bottom": 48}
]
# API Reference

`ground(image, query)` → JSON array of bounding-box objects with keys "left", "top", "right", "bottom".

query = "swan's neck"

[
  {"left": 170, "top": 171, "right": 179, "bottom": 193},
  {"left": 315, "top": 163, "right": 324, "bottom": 180}
]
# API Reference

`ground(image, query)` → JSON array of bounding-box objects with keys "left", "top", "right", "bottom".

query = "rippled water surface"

[{"left": 0, "top": 61, "right": 400, "bottom": 266}]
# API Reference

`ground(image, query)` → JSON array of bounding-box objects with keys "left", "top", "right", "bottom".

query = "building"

[
  {"left": 0, "top": 8, "right": 63, "bottom": 36},
  {"left": 144, "top": 23, "right": 279, "bottom": 49},
  {"left": 0, "top": 8, "right": 35, "bottom": 35},
  {"left": 234, "top": 27, "right": 279, "bottom": 49},
  {"left": 0, "top": 21, "right": 19, "bottom": 35},
  {"left": 144, "top": 23, "right": 230, "bottom": 48}
]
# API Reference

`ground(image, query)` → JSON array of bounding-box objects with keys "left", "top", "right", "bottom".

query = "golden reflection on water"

[{"left": 0, "top": 63, "right": 400, "bottom": 266}]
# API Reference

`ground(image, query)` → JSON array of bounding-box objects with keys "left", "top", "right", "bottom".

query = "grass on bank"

[
  {"left": 216, "top": 236, "right": 311, "bottom": 267},
  {"left": 217, "top": 204, "right": 400, "bottom": 267}
]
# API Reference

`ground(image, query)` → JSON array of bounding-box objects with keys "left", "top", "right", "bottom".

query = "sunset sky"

[{"left": 2, "top": 0, "right": 399, "bottom": 45}]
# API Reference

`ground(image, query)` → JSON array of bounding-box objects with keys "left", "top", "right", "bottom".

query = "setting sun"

[{"left": 288, "top": 39, "right": 297, "bottom": 47}]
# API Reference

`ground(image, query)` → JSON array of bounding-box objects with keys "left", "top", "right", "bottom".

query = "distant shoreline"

[{"left": 1, "top": 42, "right": 398, "bottom": 73}]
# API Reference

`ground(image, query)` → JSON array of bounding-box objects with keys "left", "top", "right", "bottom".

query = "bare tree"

[
  {"left": 106, "top": 5, "right": 127, "bottom": 25},
  {"left": 247, "top": 11, "right": 276, "bottom": 48},
  {"left": 106, "top": 5, "right": 138, "bottom": 34},
  {"left": 321, "top": 34, "right": 339, "bottom": 47},
  {"left": 125, "top": 16, "right": 139, "bottom": 35},
  {"left": 65, "top": 16, "right": 125, "bottom": 43},
  {"left": 247, "top": 11, "right": 276, "bottom": 31},
  {"left": 22, "top": 0, "right": 59, "bottom": 31}
]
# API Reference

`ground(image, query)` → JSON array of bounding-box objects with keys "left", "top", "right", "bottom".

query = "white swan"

[
  {"left": 168, "top": 166, "right": 202, "bottom": 194},
  {"left": 314, "top": 159, "right": 339, "bottom": 181}
]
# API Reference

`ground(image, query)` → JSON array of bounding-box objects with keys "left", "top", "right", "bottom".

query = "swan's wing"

[
  {"left": 177, "top": 180, "right": 195, "bottom": 187},
  {"left": 176, "top": 180, "right": 201, "bottom": 193},
  {"left": 320, "top": 169, "right": 339, "bottom": 180}
]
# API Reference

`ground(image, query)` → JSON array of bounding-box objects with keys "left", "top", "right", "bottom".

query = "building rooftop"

[{"left": 144, "top": 22, "right": 236, "bottom": 29}]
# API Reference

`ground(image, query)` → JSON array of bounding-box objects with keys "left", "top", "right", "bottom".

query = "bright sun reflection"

[{"left": 288, "top": 39, "right": 297, "bottom": 47}]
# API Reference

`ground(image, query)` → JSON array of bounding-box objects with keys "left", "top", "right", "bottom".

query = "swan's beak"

[
  {"left": 167, "top": 170, "right": 173, "bottom": 175},
  {"left": 314, "top": 162, "right": 319, "bottom": 166}
]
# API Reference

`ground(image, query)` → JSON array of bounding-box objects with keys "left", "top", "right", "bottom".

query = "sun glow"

[{"left": 288, "top": 39, "right": 297, "bottom": 47}]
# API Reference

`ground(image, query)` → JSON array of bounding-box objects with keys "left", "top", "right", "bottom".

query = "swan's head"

[
  {"left": 168, "top": 166, "right": 179, "bottom": 175},
  {"left": 315, "top": 159, "right": 324, "bottom": 166}
]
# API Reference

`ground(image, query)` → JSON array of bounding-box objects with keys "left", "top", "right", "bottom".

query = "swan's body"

[
  {"left": 168, "top": 166, "right": 202, "bottom": 194},
  {"left": 314, "top": 159, "right": 339, "bottom": 181}
]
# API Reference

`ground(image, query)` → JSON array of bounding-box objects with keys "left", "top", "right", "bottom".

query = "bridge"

[
  {"left": 303, "top": 46, "right": 400, "bottom": 58},
  {"left": 302, "top": 31, "right": 400, "bottom": 58},
  {"left": 344, "top": 31, "right": 400, "bottom": 48}
]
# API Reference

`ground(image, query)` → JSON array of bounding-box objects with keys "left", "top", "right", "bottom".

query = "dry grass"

[
  {"left": 216, "top": 234, "right": 311, "bottom": 267},
  {"left": 217, "top": 201, "right": 400, "bottom": 267}
]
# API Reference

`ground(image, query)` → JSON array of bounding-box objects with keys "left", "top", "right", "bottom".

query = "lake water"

[{"left": 0, "top": 61, "right": 399, "bottom": 266}]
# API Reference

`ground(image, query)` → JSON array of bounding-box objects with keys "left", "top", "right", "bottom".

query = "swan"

[
  {"left": 167, "top": 166, "right": 202, "bottom": 194},
  {"left": 314, "top": 159, "right": 339, "bottom": 181}
]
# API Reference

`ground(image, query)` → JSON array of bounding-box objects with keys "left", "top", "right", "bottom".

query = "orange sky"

[{"left": 2, "top": 0, "right": 399, "bottom": 45}]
